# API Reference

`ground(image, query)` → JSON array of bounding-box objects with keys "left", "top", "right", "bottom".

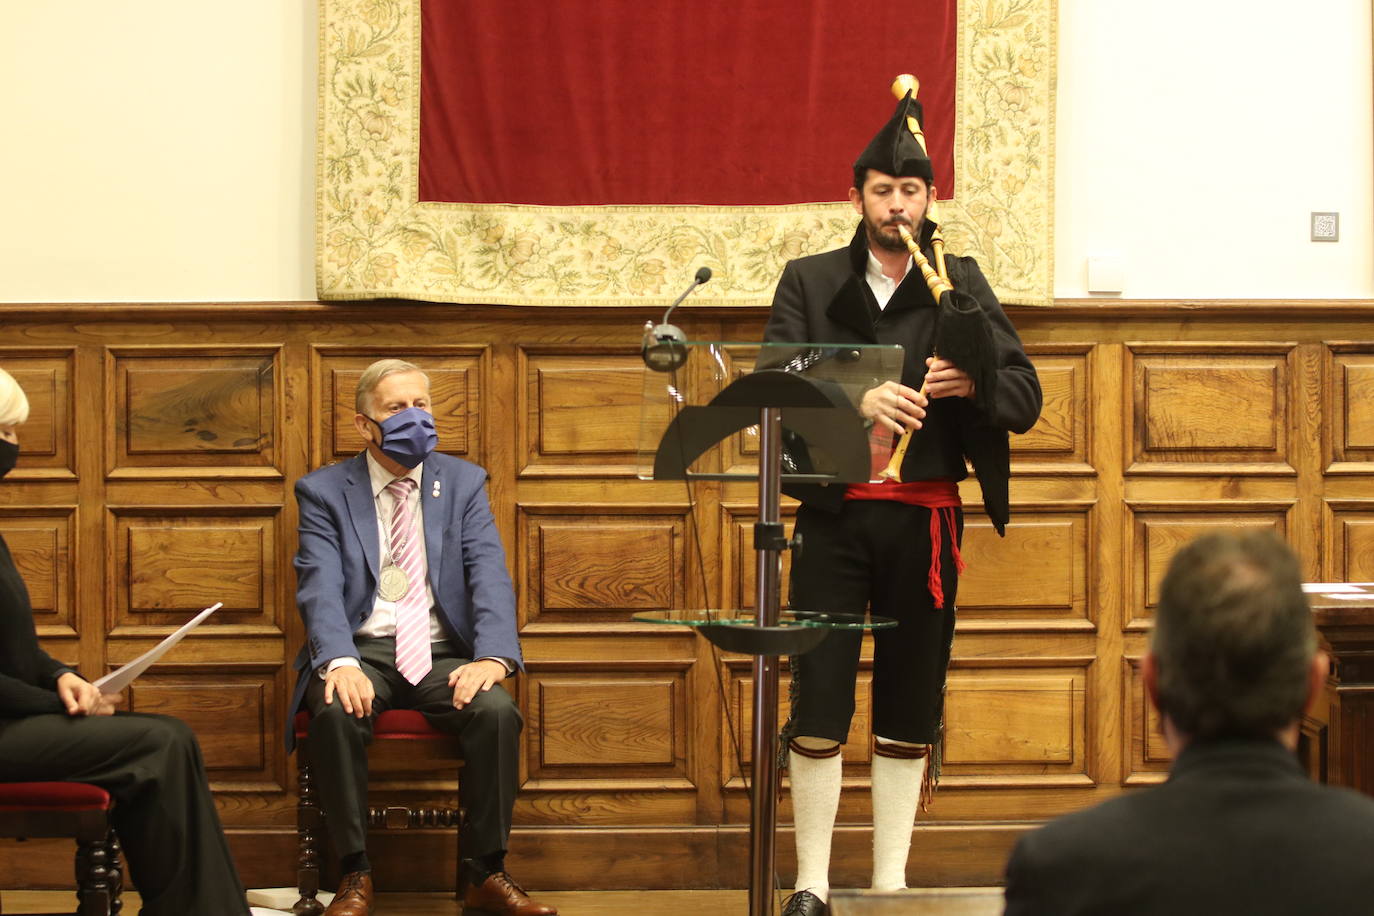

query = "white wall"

[
  {"left": 0, "top": 2, "right": 1370, "bottom": 302},
  {"left": 0, "top": 2, "right": 316, "bottom": 302},
  {"left": 1055, "top": 0, "right": 1374, "bottom": 298}
]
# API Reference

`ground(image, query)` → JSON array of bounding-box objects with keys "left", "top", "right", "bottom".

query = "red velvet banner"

[{"left": 419, "top": 0, "right": 956, "bottom": 207}]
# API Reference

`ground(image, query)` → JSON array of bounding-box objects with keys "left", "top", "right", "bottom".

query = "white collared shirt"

[
  {"left": 355, "top": 450, "right": 443, "bottom": 641},
  {"left": 864, "top": 249, "right": 912, "bottom": 310}
]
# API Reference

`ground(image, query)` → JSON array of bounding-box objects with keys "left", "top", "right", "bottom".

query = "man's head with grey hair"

[{"left": 354, "top": 359, "right": 429, "bottom": 418}]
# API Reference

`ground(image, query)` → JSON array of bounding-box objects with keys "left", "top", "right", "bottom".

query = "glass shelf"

[
  {"left": 633, "top": 609, "right": 896, "bottom": 656},
  {"left": 633, "top": 608, "right": 896, "bottom": 629}
]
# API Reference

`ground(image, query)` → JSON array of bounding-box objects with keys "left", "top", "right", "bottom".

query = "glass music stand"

[{"left": 635, "top": 341, "right": 902, "bottom": 916}]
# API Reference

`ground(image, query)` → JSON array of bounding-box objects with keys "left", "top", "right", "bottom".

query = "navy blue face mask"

[{"left": 368, "top": 407, "right": 438, "bottom": 469}]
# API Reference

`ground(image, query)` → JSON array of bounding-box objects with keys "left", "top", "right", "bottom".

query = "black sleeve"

[
  {"left": 0, "top": 672, "right": 66, "bottom": 717},
  {"left": 0, "top": 539, "right": 76, "bottom": 718},
  {"left": 762, "top": 261, "right": 812, "bottom": 345},
  {"left": 951, "top": 256, "right": 1042, "bottom": 434}
]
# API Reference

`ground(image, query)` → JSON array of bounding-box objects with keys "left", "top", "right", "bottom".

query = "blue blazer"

[{"left": 284, "top": 451, "right": 523, "bottom": 751}]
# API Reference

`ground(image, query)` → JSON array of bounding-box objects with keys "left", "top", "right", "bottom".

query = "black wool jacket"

[
  {"left": 763, "top": 222, "right": 1042, "bottom": 533},
  {"left": 1004, "top": 738, "right": 1374, "bottom": 915},
  {"left": 0, "top": 535, "right": 72, "bottom": 717}
]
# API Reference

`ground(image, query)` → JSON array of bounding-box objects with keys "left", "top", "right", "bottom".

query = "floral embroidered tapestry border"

[{"left": 317, "top": 0, "right": 1055, "bottom": 307}]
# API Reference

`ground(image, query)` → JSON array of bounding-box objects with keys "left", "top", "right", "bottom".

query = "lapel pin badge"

[{"left": 432, "top": 480, "right": 441, "bottom": 498}]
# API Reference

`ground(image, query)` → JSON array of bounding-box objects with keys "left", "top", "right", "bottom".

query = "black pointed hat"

[{"left": 853, "top": 90, "right": 933, "bottom": 181}]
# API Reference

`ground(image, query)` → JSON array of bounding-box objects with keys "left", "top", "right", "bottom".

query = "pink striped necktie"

[{"left": 385, "top": 477, "right": 431, "bottom": 685}]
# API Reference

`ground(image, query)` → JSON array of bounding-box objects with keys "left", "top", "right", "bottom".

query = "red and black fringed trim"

[{"left": 873, "top": 739, "right": 938, "bottom": 812}]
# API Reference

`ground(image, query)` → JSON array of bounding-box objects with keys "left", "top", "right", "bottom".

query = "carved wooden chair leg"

[
  {"left": 292, "top": 749, "right": 326, "bottom": 916},
  {"left": 108, "top": 834, "right": 123, "bottom": 916},
  {"left": 75, "top": 827, "right": 120, "bottom": 916},
  {"left": 454, "top": 807, "right": 467, "bottom": 900}
]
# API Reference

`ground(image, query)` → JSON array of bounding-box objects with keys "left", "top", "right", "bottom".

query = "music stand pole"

[{"left": 749, "top": 406, "right": 784, "bottom": 916}]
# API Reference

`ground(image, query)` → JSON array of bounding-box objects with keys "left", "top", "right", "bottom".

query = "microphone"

[{"left": 642, "top": 267, "right": 712, "bottom": 372}]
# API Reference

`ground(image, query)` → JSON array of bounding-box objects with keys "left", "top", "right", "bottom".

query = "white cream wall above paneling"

[
  {"left": 1055, "top": 0, "right": 1374, "bottom": 299},
  {"left": 0, "top": 2, "right": 316, "bottom": 303}
]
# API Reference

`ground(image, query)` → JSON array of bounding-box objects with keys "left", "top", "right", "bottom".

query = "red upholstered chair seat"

[
  {"left": 293, "top": 708, "right": 440, "bottom": 740},
  {"left": 0, "top": 782, "right": 112, "bottom": 811},
  {"left": 0, "top": 781, "right": 122, "bottom": 915}
]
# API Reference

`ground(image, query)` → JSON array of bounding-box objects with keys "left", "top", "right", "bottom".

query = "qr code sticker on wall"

[{"left": 1311, "top": 212, "right": 1339, "bottom": 242}]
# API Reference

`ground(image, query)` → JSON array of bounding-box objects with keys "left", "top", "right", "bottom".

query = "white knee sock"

[
  {"left": 870, "top": 736, "right": 929, "bottom": 891},
  {"left": 788, "top": 737, "right": 843, "bottom": 902}
]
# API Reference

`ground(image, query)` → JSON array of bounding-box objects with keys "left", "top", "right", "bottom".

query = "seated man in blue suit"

[
  {"left": 1003, "top": 531, "right": 1374, "bottom": 915},
  {"left": 287, "top": 359, "right": 556, "bottom": 916}
]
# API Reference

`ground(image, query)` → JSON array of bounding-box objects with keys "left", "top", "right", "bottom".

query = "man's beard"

[{"left": 864, "top": 213, "right": 915, "bottom": 253}]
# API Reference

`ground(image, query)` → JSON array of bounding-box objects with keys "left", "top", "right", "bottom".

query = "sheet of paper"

[
  {"left": 94, "top": 602, "right": 222, "bottom": 692},
  {"left": 1302, "top": 583, "right": 1368, "bottom": 593}
]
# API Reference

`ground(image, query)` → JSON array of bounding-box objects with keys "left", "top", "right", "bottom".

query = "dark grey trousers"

[
  {"left": 0, "top": 711, "right": 248, "bottom": 915},
  {"left": 304, "top": 637, "right": 522, "bottom": 863}
]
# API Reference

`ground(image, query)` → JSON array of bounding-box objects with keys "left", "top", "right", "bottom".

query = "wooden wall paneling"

[
  {"left": 517, "top": 345, "right": 650, "bottom": 478},
  {"left": 1323, "top": 500, "right": 1374, "bottom": 581},
  {"left": 514, "top": 631, "right": 705, "bottom": 827},
  {"left": 516, "top": 503, "right": 691, "bottom": 627},
  {"left": 1125, "top": 342, "right": 1298, "bottom": 475},
  {"left": 1013, "top": 344, "right": 1093, "bottom": 475},
  {"left": 2, "top": 303, "right": 1373, "bottom": 892},
  {"left": 104, "top": 347, "right": 283, "bottom": 478},
  {"left": 72, "top": 340, "right": 108, "bottom": 697},
  {"left": 719, "top": 346, "right": 762, "bottom": 478},
  {"left": 0, "top": 506, "right": 76, "bottom": 638},
  {"left": 956, "top": 502, "right": 1094, "bottom": 630},
  {"left": 942, "top": 660, "right": 1094, "bottom": 787},
  {"left": 1290, "top": 341, "right": 1326, "bottom": 583},
  {"left": 0, "top": 349, "right": 76, "bottom": 481},
  {"left": 1123, "top": 501, "right": 1297, "bottom": 631},
  {"left": 720, "top": 501, "right": 795, "bottom": 613},
  {"left": 686, "top": 629, "right": 728, "bottom": 826},
  {"left": 1085, "top": 339, "right": 1127, "bottom": 790},
  {"left": 524, "top": 667, "right": 691, "bottom": 783},
  {"left": 1121, "top": 655, "right": 1171, "bottom": 786},
  {"left": 1325, "top": 342, "right": 1374, "bottom": 473},
  {"left": 106, "top": 506, "right": 283, "bottom": 634}
]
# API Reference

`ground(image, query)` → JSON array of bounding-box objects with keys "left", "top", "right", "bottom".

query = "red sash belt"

[{"left": 844, "top": 479, "right": 965, "bottom": 609}]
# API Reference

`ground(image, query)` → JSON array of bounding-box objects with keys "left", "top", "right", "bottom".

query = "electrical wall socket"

[{"left": 1087, "top": 255, "right": 1124, "bottom": 294}]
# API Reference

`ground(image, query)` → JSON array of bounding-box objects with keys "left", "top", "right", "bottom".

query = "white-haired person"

[{"left": 0, "top": 367, "right": 250, "bottom": 915}]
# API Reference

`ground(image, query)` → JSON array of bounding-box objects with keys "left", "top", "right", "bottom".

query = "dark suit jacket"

[
  {"left": 284, "top": 451, "right": 523, "bottom": 750},
  {"left": 763, "top": 224, "right": 1041, "bottom": 532},
  {"left": 1003, "top": 738, "right": 1374, "bottom": 915}
]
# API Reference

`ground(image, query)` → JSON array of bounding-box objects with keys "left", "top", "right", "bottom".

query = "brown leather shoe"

[
  {"left": 463, "top": 870, "right": 558, "bottom": 915},
  {"left": 323, "top": 870, "right": 374, "bottom": 916}
]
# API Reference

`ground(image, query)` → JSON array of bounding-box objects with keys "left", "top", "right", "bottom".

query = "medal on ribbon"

[{"left": 378, "top": 564, "right": 410, "bottom": 601}]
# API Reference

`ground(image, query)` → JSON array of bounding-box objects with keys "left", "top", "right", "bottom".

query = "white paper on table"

[
  {"left": 1302, "top": 583, "right": 1367, "bottom": 594},
  {"left": 94, "top": 602, "right": 222, "bottom": 692}
]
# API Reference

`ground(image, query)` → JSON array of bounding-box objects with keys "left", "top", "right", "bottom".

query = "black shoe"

[{"left": 782, "top": 889, "right": 829, "bottom": 916}]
